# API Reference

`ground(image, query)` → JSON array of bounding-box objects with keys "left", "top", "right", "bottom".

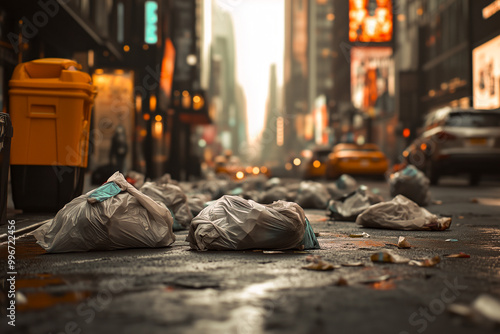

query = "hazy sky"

[{"left": 221, "top": 0, "right": 284, "bottom": 145}]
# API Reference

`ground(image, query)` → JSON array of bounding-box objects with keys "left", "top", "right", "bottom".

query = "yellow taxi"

[
  {"left": 303, "top": 147, "right": 332, "bottom": 179},
  {"left": 325, "top": 143, "right": 389, "bottom": 179}
]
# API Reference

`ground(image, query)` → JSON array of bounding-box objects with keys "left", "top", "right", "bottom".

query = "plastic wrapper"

[
  {"left": 370, "top": 250, "right": 410, "bottom": 263},
  {"left": 295, "top": 181, "right": 330, "bottom": 209},
  {"left": 140, "top": 182, "right": 193, "bottom": 230},
  {"left": 356, "top": 195, "right": 452, "bottom": 231},
  {"left": 125, "top": 171, "right": 145, "bottom": 189},
  {"left": 327, "top": 186, "right": 371, "bottom": 221},
  {"left": 32, "top": 172, "right": 175, "bottom": 253},
  {"left": 389, "top": 165, "right": 431, "bottom": 206},
  {"left": 186, "top": 195, "right": 320, "bottom": 251}
]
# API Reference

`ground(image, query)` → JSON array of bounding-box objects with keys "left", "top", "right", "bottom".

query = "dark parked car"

[{"left": 402, "top": 108, "right": 500, "bottom": 185}]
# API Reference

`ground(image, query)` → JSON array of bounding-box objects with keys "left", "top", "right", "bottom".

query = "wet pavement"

[{"left": 1, "top": 177, "right": 500, "bottom": 334}]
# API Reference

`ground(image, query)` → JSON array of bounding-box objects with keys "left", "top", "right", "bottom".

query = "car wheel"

[
  {"left": 425, "top": 161, "right": 439, "bottom": 185},
  {"left": 469, "top": 173, "right": 480, "bottom": 186}
]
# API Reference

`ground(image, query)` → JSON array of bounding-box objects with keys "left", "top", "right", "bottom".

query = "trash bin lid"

[{"left": 9, "top": 58, "right": 95, "bottom": 94}]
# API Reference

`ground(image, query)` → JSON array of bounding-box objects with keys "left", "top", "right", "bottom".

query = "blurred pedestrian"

[{"left": 109, "top": 124, "right": 128, "bottom": 173}]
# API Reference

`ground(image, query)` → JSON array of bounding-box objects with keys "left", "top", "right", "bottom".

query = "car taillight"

[{"left": 435, "top": 131, "right": 457, "bottom": 141}]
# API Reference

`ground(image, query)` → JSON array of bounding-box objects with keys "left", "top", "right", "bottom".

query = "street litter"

[
  {"left": 370, "top": 250, "right": 410, "bottom": 263},
  {"left": 302, "top": 255, "right": 338, "bottom": 271},
  {"left": 186, "top": 195, "right": 320, "bottom": 251},
  {"left": 259, "top": 186, "right": 289, "bottom": 204},
  {"left": 389, "top": 165, "right": 431, "bottom": 206},
  {"left": 187, "top": 194, "right": 211, "bottom": 217},
  {"left": 140, "top": 182, "right": 193, "bottom": 230},
  {"left": 408, "top": 256, "right": 441, "bottom": 267},
  {"left": 349, "top": 232, "right": 370, "bottom": 238},
  {"left": 32, "top": 172, "right": 175, "bottom": 253},
  {"left": 397, "top": 236, "right": 411, "bottom": 249},
  {"left": 295, "top": 181, "right": 331, "bottom": 209},
  {"left": 336, "top": 174, "right": 358, "bottom": 192},
  {"left": 356, "top": 195, "right": 452, "bottom": 231},
  {"left": 336, "top": 277, "right": 349, "bottom": 286},
  {"left": 445, "top": 239, "right": 458, "bottom": 242},
  {"left": 432, "top": 200, "right": 443, "bottom": 205},
  {"left": 342, "top": 262, "right": 364, "bottom": 267},
  {"left": 328, "top": 186, "right": 372, "bottom": 221},
  {"left": 448, "top": 294, "right": 500, "bottom": 325},
  {"left": 125, "top": 171, "right": 145, "bottom": 189},
  {"left": 326, "top": 174, "right": 358, "bottom": 200},
  {"left": 445, "top": 252, "right": 470, "bottom": 258}
]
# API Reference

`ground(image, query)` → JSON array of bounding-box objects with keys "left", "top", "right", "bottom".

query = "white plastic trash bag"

[
  {"left": 187, "top": 195, "right": 311, "bottom": 251},
  {"left": 328, "top": 186, "right": 372, "bottom": 221},
  {"left": 389, "top": 165, "right": 431, "bottom": 206},
  {"left": 32, "top": 172, "right": 175, "bottom": 253},
  {"left": 295, "top": 181, "right": 330, "bottom": 209},
  {"left": 140, "top": 182, "right": 193, "bottom": 230},
  {"left": 356, "top": 195, "right": 451, "bottom": 231}
]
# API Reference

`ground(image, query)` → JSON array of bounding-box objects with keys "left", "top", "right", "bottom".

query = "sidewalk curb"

[{"left": 0, "top": 219, "right": 51, "bottom": 243}]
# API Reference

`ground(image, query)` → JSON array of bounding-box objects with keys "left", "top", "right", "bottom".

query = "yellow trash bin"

[{"left": 9, "top": 58, "right": 97, "bottom": 212}]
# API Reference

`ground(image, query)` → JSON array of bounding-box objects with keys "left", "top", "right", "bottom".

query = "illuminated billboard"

[
  {"left": 349, "top": 0, "right": 393, "bottom": 42},
  {"left": 351, "top": 47, "right": 394, "bottom": 117},
  {"left": 473, "top": 34, "right": 500, "bottom": 109}
]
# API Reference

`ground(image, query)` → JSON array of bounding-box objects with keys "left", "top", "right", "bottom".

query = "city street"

[{"left": 1, "top": 177, "right": 499, "bottom": 334}]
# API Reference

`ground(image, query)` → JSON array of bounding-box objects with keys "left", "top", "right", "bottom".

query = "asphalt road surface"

[{"left": 1, "top": 176, "right": 500, "bottom": 334}]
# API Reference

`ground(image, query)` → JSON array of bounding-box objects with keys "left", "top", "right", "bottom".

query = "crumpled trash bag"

[
  {"left": 32, "top": 172, "right": 175, "bottom": 253},
  {"left": 265, "top": 177, "right": 282, "bottom": 189},
  {"left": 240, "top": 189, "right": 262, "bottom": 202},
  {"left": 295, "top": 181, "right": 330, "bottom": 209},
  {"left": 389, "top": 165, "right": 431, "bottom": 206},
  {"left": 328, "top": 186, "right": 371, "bottom": 221},
  {"left": 326, "top": 174, "right": 358, "bottom": 200},
  {"left": 336, "top": 174, "right": 358, "bottom": 191},
  {"left": 186, "top": 195, "right": 320, "bottom": 251},
  {"left": 199, "top": 179, "right": 231, "bottom": 200},
  {"left": 259, "top": 186, "right": 289, "bottom": 204},
  {"left": 187, "top": 194, "right": 211, "bottom": 217},
  {"left": 140, "top": 182, "right": 193, "bottom": 230},
  {"left": 356, "top": 195, "right": 452, "bottom": 231}
]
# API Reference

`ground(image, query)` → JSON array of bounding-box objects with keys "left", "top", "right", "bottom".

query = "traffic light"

[{"left": 144, "top": 1, "right": 158, "bottom": 44}]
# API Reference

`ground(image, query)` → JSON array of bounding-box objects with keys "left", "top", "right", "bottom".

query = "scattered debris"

[
  {"left": 356, "top": 195, "right": 452, "bottom": 231},
  {"left": 342, "top": 262, "right": 364, "bottom": 267},
  {"left": 432, "top": 200, "right": 443, "bottom": 205},
  {"left": 263, "top": 250, "right": 285, "bottom": 254},
  {"left": 445, "top": 252, "right": 470, "bottom": 258},
  {"left": 445, "top": 239, "right": 459, "bottom": 242},
  {"left": 360, "top": 274, "right": 391, "bottom": 284},
  {"left": 302, "top": 255, "right": 338, "bottom": 271},
  {"left": 409, "top": 256, "right": 441, "bottom": 267},
  {"left": 397, "top": 236, "right": 411, "bottom": 249},
  {"left": 370, "top": 250, "right": 410, "bottom": 264},
  {"left": 449, "top": 294, "right": 500, "bottom": 325},
  {"left": 335, "top": 277, "right": 349, "bottom": 286},
  {"left": 349, "top": 232, "right": 371, "bottom": 238}
]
